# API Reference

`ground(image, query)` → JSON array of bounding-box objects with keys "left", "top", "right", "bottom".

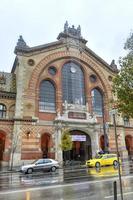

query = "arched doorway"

[
  {"left": 68, "top": 130, "right": 92, "bottom": 162},
  {"left": 41, "top": 133, "right": 50, "bottom": 158},
  {"left": 100, "top": 134, "right": 109, "bottom": 153},
  {"left": 0, "top": 132, "right": 5, "bottom": 161},
  {"left": 125, "top": 135, "right": 133, "bottom": 160},
  {"left": 100, "top": 135, "right": 104, "bottom": 151}
]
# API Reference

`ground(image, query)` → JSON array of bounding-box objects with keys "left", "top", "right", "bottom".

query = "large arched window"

[
  {"left": 39, "top": 80, "right": 56, "bottom": 111},
  {"left": 91, "top": 88, "right": 103, "bottom": 116},
  {"left": 62, "top": 62, "right": 85, "bottom": 104},
  {"left": 0, "top": 104, "right": 6, "bottom": 118}
]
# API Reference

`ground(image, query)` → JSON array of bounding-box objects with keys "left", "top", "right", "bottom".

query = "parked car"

[
  {"left": 86, "top": 154, "right": 121, "bottom": 168},
  {"left": 20, "top": 158, "right": 59, "bottom": 174}
]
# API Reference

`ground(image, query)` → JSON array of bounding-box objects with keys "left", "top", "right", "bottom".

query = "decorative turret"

[
  {"left": 16, "top": 35, "right": 28, "bottom": 48},
  {"left": 110, "top": 59, "right": 118, "bottom": 71},
  {"left": 0, "top": 72, "right": 6, "bottom": 84},
  {"left": 57, "top": 21, "right": 87, "bottom": 45},
  {"left": 14, "top": 35, "right": 29, "bottom": 54}
]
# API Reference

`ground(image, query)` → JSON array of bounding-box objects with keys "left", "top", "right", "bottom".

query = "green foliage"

[
  {"left": 124, "top": 32, "right": 133, "bottom": 52},
  {"left": 60, "top": 130, "right": 72, "bottom": 151},
  {"left": 113, "top": 32, "right": 133, "bottom": 118}
]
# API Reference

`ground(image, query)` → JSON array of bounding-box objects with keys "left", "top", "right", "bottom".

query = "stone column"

[
  {"left": 117, "top": 116, "right": 128, "bottom": 160},
  {"left": 9, "top": 121, "right": 22, "bottom": 168},
  {"left": 120, "top": 127, "right": 128, "bottom": 161},
  {"left": 14, "top": 56, "right": 26, "bottom": 118},
  {"left": 55, "top": 122, "right": 63, "bottom": 165},
  {"left": 90, "top": 124, "right": 99, "bottom": 158}
]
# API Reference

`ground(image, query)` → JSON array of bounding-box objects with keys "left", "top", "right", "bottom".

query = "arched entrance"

[
  {"left": 100, "top": 135, "right": 104, "bottom": 151},
  {"left": 0, "top": 132, "right": 5, "bottom": 161},
  {"left": 125, "top": 135, "right": 133, "bottom": 160},
  {"left": 67, "top": 130, "right": 92, "bottom": 162},
  {"left": 41, "top": 133, "right": 50, "bottom": 158}
]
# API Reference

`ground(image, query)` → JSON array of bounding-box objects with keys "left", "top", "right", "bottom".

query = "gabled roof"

[
  {"left": 14, "top": 36, "right": 63, "bottom": 54},
  {"left": 13, "top": 22, "right": 118, "bottom": 73}
]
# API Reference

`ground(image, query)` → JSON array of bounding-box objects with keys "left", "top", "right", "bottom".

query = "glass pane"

[
  {"left": 0, "top": 104, "right": 6, "bottom": 118},
  {"left": 62, "top": 62, "right": 85, "bottom": 104},
  {"left": 39, "top": 80, "right": 55, "bottom": 111},
  {"left": 91, "top": 89, "right": 103, "bottom": 116}
]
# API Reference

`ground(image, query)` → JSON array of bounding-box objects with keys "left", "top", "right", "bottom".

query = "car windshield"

[
  {"left": 95, "top": 154, "right": 103, "bottom": 159},
  {"left": 32, "top": 159, "right": 38, "bottom": 164}
]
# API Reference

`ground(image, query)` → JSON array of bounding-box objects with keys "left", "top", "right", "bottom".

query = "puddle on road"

[{"left": 87, "top": 166, "right": 121, "bottom": 178}]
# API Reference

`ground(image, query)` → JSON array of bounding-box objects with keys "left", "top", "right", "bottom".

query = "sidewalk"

[
  {"left": 0, "top": 166, "right": 20, "bottom": 174},
  {"left": 0, "top": 160, "right": 132, "bottom": 174},
  {"left": 0, "top": 162, "right": 85, "bottom": 174}
]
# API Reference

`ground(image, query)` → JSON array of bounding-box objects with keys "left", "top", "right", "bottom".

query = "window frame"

[
  {"left": 91, "top": 88, "right": 103, "bottom": 116},
  {"left": 39, "top": 80, "right": 56, "bottom": 112},
  {"left": 62, "top": 61, "right": 86, "bottom": 105},
  {"left": 0, "top": 104, "right": 6, "bottom": 118}
]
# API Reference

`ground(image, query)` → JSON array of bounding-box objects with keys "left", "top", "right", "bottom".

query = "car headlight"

[{"left": 21, "top": 166, "right": 27, "bottom": 170}]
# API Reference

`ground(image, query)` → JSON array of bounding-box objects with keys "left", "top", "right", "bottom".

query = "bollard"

[{"left": 114, "top": 181, "right": 117, "bottom": 200}]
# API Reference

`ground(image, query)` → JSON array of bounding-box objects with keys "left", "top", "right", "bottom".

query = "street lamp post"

[
  {"left": 111, "top": 109, "right": 124, "bottom": 200},
  {"left": 103, "top": 122, "right": 108, "bottom": 153},
  {"left": 102, "top": 100, "right": 108, "bottom": 153}
]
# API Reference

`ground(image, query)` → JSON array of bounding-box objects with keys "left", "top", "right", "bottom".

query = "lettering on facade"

[
  {"left": 71, "top": 135, "right": 86, "bottom": 141},
  {"left": 68, "top": 112, "right": 86, "bottom": 119}
]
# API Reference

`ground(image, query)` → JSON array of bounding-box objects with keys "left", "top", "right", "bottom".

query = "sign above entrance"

[
  {"left": 68, "top": 112, "right": 86, "bottom": 119},
  {"left": 72, "top": 135, "right": 86, "bottom": 141}
]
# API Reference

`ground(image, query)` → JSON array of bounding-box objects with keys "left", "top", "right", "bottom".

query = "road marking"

[
  {"left": 0, "top": 174, "right": 133, "bottom": 195},
  {"left": 26, "top": 191, "right": 31, "bottom": 200},
  {"left": 0, "top": 179, "right": 116, "bottom": 195},
  {"left": 104, "top": 191, "right": 133, "bottom": 199}
]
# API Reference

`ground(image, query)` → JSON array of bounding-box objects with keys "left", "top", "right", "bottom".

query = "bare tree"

[{"left": 10, "top": 132, "right": 19, "bottom": 171}]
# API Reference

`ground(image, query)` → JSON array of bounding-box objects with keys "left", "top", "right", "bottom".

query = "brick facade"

[{"left": 0, "top": 23, "right": 133, "bottom": 166}]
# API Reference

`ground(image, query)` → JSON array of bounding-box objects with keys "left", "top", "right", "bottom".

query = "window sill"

[{"left": 39, "top": 110, "right": 56, "bottom": 114}]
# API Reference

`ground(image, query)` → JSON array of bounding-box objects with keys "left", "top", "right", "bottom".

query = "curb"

[{"left": 0, "top": 168, "right": 20, "bottom": 174}]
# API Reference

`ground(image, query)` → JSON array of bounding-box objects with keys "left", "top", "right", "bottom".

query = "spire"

[
  {"left": 64, "top": 21, "right": 68, "bottom": 33},
  {"left": 77, "top": 25, "right": 81, "bottom": 37}
]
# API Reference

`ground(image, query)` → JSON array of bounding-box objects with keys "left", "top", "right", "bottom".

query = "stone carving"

[
  {"left": 63, "top": 21, "right": 81, "bottom": 38},
  {"left": 26, "top": 103, "right": 33, "bottom": 109},
  {"left": 58, "top": 22, "right": 88, "bottom": 47},
  {"left": 0, "top": 72, "right": 16, "bottom": 94},
  {"left": 77, "top": 25, "right": 81, "bottom": 37},
  {"left": 57, "top": 111, "right": 61, "bottom": 118},
  {"left": 16, "top": 35, "right": 28, "bottom": 48},
  {"left": 0, "top": 73, "right": 6, "bottom": 84},
  {"left": 110, "top": 59, "right": 118, "bottom": 70},
  {"left": 61, "top": 102, "right": 97, "bottom": 124},
  {"left": 64, "top": 100, "right": 68, "bottom": 110},
  {"left": 64, "top": 21, "right": 68, "bottom": 33},
  {"left": 55, "top": 110, "right": 62, "bottom": 120}
]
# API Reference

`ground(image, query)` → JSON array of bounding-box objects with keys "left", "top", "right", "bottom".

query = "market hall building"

[{"left": 0, "top": 22, "right": 133, "bottom": 167}]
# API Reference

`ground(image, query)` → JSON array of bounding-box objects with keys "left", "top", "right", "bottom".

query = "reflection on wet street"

[
  {"left": 87, "top": 165, "right": 121, "bottom": 178},
  {"left": 0, "top": 174, "right": 133, "bottom": 200},
  {"left": 0, "top": 161, "right": 132, "bottom": 199},
  {"left": 26, "top": 191, "right": 31, "bottom": 200}
]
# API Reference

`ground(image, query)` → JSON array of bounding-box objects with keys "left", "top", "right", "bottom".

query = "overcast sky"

[{"left": 0, "top": 0, "right": 133, "bottom": 72}]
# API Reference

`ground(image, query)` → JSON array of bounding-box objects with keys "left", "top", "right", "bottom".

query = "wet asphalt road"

[{"left": 0, "top": 162, "right": 133, "bottom": 200}]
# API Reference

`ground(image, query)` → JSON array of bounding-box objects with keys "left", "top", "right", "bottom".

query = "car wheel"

[
  {"left": 95, "top": 162, "right": 100, "bottom": 168},
  {"left": 51, "top": 166, "right": 56, "bottom": 172},
  {"left": 113, "top": 160, "right": 118, "bottom": 167},
  {"left": 27, "top": 168, "right": 33, "bottom": 174}
]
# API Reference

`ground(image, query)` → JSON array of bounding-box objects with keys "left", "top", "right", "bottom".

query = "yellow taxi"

[{"left": 86, "top": 154, "right": 121, "bottom": 168}]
